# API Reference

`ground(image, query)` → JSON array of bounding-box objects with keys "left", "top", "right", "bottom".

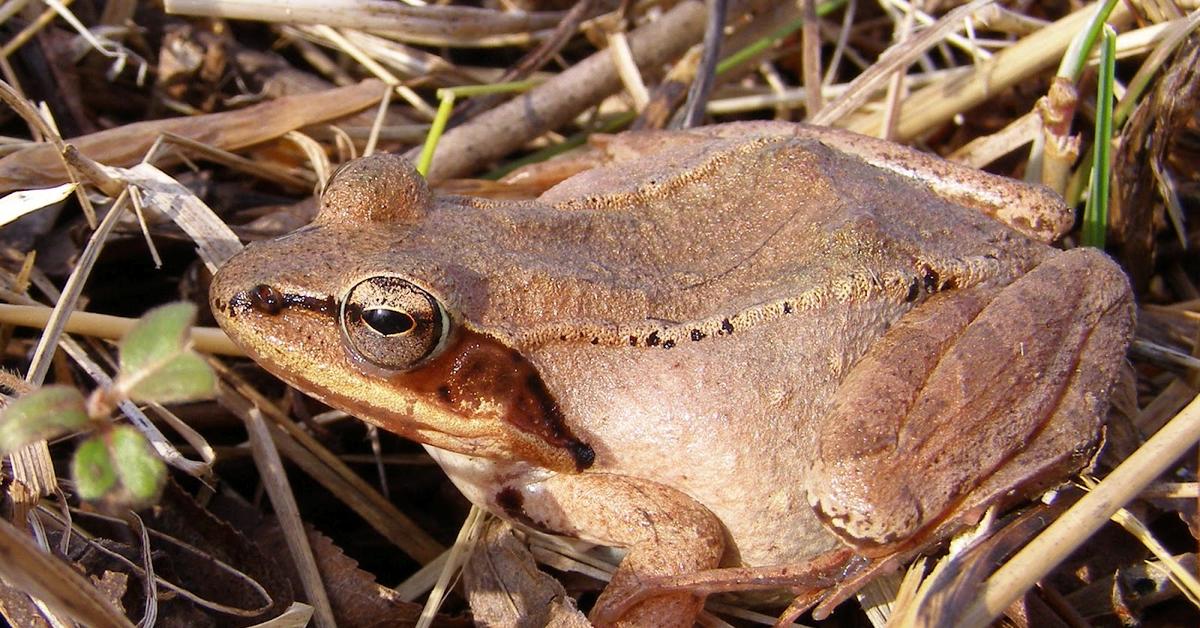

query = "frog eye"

[{"left": 341, "top": 276, "right": 450, "bottom": 370}]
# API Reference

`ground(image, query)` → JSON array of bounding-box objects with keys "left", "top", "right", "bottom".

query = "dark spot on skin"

[
  {"left": 721, "top": 318, "right": 734, "bottom": 335},
  {"left": 570, "top": 442, "right": 595, "bottom": 469},
  {"left": 662, "top": 339, "right": 675, "bottom": 349},
  {"left": 690, "top": 329, "right": 705, "bottom": 341},
  {"left": 591, "top": 337, "right": 599, "bottom": 345},
  {"left": 629, "top": 335, "right": 638, "bottom": 346},
  {"left": 922, "top": 266, "right": 940, "bottom": 293},
  {"left": 559, "top": 334, "right": 568, "bottom": 341},
  {"left": 905, "top": 278, "right": 921, "bottom": 302},
  {"left": 942, "top": 277, "right": 958, "bottom": 290},
  {"left": 783, "top": 302, "right": 793, "bottom": 314},
  {"left": 495, "top": 486, "right": 562, "bottom": 535},
  {"left": 459, "top": 356, "right": 487, "bottom": 380},
  {"left": 646, "top": 331, "right": 661, "bottom": 347},
  {"left": 496, "top": 486, "right": 523, "bottom": 518},
  {"left": 388, "top": 328, "right": 595, "bottom": 472}
]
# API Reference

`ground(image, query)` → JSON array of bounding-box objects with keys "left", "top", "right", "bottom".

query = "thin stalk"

[
  {"left": 415, "top": 81, "right": 541, "bottom": 176},
  {"left": 1082, "top": 25, "right": 1115, "bottom": 248},
  {"left": 716, "top": 0, "right": 845, "bottom": 75}
]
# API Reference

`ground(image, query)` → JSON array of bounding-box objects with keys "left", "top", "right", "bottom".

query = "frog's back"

[{"left": 421, "top": 127, "right": 1051, "bottom": 350}]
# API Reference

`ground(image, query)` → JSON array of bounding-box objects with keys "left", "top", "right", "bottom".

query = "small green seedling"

[
  {"left": 71, "top": 425, "right": 166, "bottom": 505},
  {"left": 0, "top": 302, "right": 215, "bottom": 508},
  {"left": 114, "top": 302, "right": 216, "bottom": 404}
]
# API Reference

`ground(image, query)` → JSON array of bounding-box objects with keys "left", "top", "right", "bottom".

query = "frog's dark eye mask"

[{"left": 341, "top": 276, "right": 451, "bottom": 370}]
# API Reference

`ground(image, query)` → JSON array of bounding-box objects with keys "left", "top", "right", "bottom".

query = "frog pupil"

[{"left": 363, "top": 308, "right": 415, "bottom": 336}]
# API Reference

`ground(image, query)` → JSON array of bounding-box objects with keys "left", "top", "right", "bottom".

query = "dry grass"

[{"left": 0, "top": 1, "right": 1196, "bottom": 626}]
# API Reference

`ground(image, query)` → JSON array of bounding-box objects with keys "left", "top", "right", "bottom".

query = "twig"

[
  {"left": 0, "top": 516, "right": 134, "bottom": 628},
  {"left": 844, "top": 1, "right": 1133, "bottom": 138},
  {"left": 416, "top": 506, "right": 486, "bottom": 628},
  {"left": 0, "top": 79, "right": 385, "bottom": 194},
  {"left": 164, "top": 0, "right": 566, "bottom": 47},
  {"left": 812, "top": 0, "right": 994, "bottom": 128},
  {"left": 958, "top": 391, "right": 1200, "bottom": 625},
  {"left": 609, "top": 31, "right": 650, "bottom": 110},
  {"left": 424, "top": 0, "right": 710, "bottom": 179},
  {"left": 800, "top": 0, "right": 824, "bottom": 116},
  {"left": 214, "top": 361, "right": 447, "bottom": 564},
  {"left": 0, "top": 304, "right": 241, "bottom": 356},
  {"left": 244, "top": 408, "right": 337, "bottom": 628},
  {"left": 679, "top": 0, "right": 728, "bottom": 128}
]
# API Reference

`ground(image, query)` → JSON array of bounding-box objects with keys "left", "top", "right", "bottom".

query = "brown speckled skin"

[{"left": 210, "top": 122, "right": 1134, "bottom": 625}]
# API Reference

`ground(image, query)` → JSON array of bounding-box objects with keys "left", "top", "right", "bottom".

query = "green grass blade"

[
  {"left": 1082, "top": 25, "right": 1116, "bottom": 248},
  {"left": 416, "top": 81, "right": 542, "bottom": 177},
  {"left": 717, "top": 0, "right": 845, "bottom": 75},
  {"left": 416, "top": 92, "right": 456, "bottom": 177},
  {"left": 1057, "top": 0, "right": 1120, "bottom": 82}
]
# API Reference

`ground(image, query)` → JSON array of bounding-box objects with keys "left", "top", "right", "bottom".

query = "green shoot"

[
  {"left": 1057, "top": 0, "right": 1120, "bottom": 82},
  {"left": 1082, "top": 26, "right": 1116, "bottom": 248},
  {"left": 416, "top": 80, "right": 542, "bottom": 177}
]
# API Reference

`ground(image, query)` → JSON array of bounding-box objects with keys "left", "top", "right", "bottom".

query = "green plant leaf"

[
  {"left": 123, "top": 352, "right": 216, "bottom": 404},
  {"left": 72, "top": 436, "right": 116, "bottom": 501},
  {"left": 115, "top": 302, "right": 216, "bottom": 403},
  {"left": 0, "top": 385, "right": 88, "bottom": 453},
  {"left": 119, "top": 302, "right": 196, "bottom": 374},
  {"left": 109, "top": 425, "right": 166, "bottom": 505},
  {"left": 72, "top": 427, "right": 166, "bottom": 507}
]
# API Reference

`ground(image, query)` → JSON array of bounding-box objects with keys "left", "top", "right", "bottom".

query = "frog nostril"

[{"left": 250, "top": 284, "right": 284, "bottom": 315}]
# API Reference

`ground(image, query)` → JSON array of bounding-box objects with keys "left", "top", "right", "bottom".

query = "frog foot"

[{"left": 589, "top": 548, "right": 887, "bottom": 624}]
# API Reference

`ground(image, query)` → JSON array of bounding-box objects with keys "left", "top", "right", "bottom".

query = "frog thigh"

[
  {"left": 806, "top": 247, "right": 1134, "bottom": 551},
  {"left": 499, "top": 473, "right": 725, "bottom": 627}
]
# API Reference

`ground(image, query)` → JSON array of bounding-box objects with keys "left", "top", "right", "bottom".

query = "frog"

[{"left": 209, "top": 121, "right": 1134, "bottom": 626}]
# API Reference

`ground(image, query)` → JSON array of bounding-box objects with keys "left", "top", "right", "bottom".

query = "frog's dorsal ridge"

[
  {"left": 510, "top": 252, "right": 1013, "bottom": 350},
  {"left": 539, "top": 133, "right": 779, "bottom": 211}
]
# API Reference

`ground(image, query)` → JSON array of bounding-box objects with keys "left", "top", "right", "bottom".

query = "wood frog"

[{"left": 210, "top": 122, "right": 1134, "bottom": 625}]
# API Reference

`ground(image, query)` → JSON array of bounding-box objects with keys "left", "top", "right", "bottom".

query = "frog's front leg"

[
  {"left": 807, "top": 247, "right": 1134, "bottom": 551},
  {"left": 499, "top": 473, "right": 725, "bottom": 627}
]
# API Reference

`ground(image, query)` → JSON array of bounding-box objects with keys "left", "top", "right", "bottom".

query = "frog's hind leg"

[
  {"left": 501, "top": 473, "right": 726, "bottom": 627},
  {"left": 806, "top": 247, "right": 1134, "bottom": 553}
]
